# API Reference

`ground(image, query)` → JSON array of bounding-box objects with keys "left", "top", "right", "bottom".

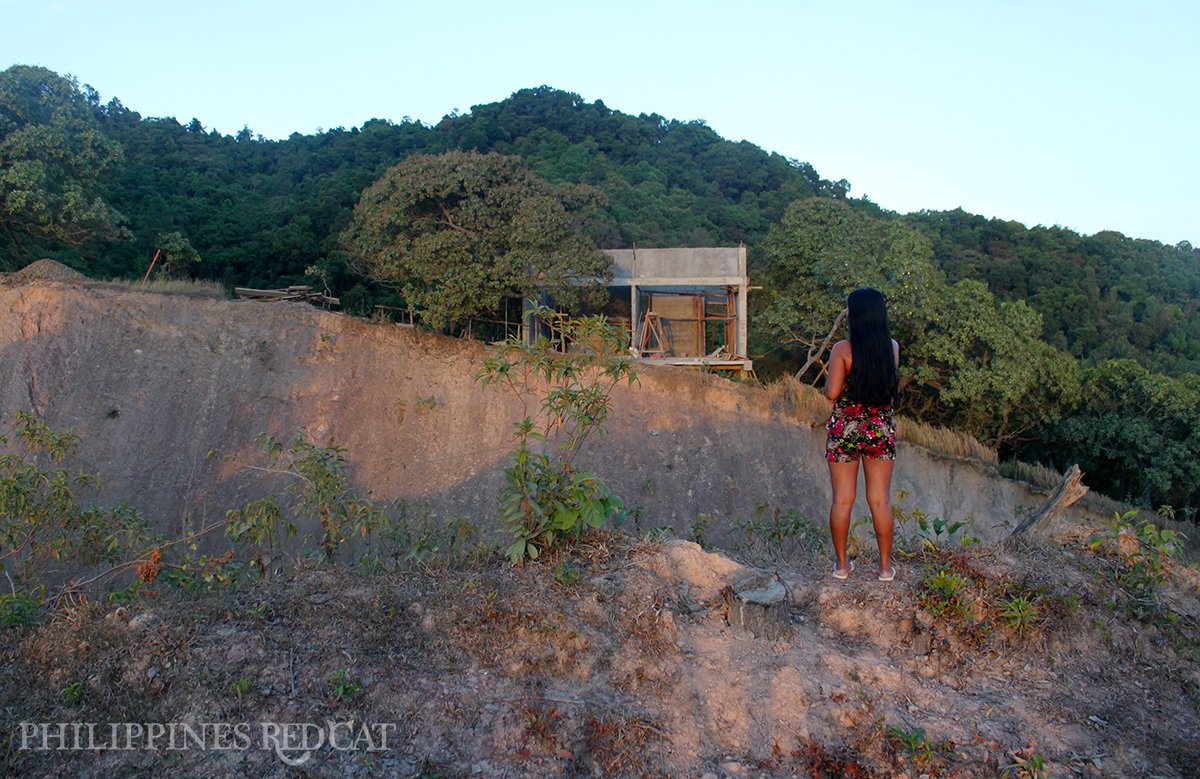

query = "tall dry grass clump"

[
  {"left": 998, "top": 460, "right": 1063, "bottom": 491},
  {"left": 95, "top": 277, "right": 228, "bottom": 299},
  {"left": 766, "top": 375, "right": 832, "bottom": 426}
]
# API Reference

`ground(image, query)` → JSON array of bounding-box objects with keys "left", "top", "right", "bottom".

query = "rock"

[
  {"left": 913, "top": 627, "right": 932, "bottom": 656},
  {"left": 720, "top": 760, "right": 745, "bottom": 775},
  {"left": 128, "top": 611, "right": 158, "bottom": 632}
]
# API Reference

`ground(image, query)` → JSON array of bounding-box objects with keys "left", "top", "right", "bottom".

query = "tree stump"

[
  {"left": 1009, "top": 464, "right": 1089, "bottom": 537},
  {"left": 723, "top": 574, "right": 791, "bottom": 640}
]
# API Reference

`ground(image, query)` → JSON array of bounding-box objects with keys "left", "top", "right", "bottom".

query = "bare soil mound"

[
  {"left": 2, "top": 535, "right": 1197, "bottom": 777},
  {"left": 8, "top": 259, "right": 88, "bottom": 282}
]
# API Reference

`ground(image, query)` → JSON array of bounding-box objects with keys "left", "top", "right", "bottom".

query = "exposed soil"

[
  {"left": 2, "top": 531, "right": 1198, "bottom": 778},
  {"left": 1, "top": 280, "right": 1198, "bottom": 777},
  {"left": 0, "top": 280, "right": 1100, "bottom": 548}
]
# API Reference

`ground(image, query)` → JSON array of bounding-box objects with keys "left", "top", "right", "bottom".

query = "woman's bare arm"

[{"left": 825, "top": 340, "right": 850, "bottom": 400}]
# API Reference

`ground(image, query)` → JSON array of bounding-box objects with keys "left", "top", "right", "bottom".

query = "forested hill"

[
  {"left": 3, "top": 71, "right": 1195, "bottom": 377},
  {"left": 2, "top": 65, "right": 1199, "bottom": 515}
]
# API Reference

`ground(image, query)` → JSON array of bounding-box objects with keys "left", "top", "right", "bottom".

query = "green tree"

[
  {"left": 758, "top": 198, "right": 1079, "bottom": 447},
  {"left": 341, "top": 150, "right": 611, "bottom": 329},
  {"left": 478, "top": 308, "right": 636, "bottom": 563},
  {"left": 756, "top": 198, "right": 940, "bottom": 382},
  {"left": 904, "top": 280, "right": 1081, "bottom": 446},
  {"left": 153, "top": 230, "right": 201, "bottom": 278},
  {"left": 1030, "top": 360, "right": 1200, "bottom": 509},
  {"left": 0, "top": 65, "right": 126, "bottom": 265}
]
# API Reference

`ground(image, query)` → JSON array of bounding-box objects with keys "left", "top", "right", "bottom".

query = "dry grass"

[
  {"left": 998, "top": 459, "right": 1063, "bottom": 491},
  {"left": 896, "top": 417, "right": 998, "bottom": 465},
  {"left": 90, "top": 277, "right": 228, "bottom": 299},
  {"left": 765, "top": 375, "right": 835, "bottom": 426}
]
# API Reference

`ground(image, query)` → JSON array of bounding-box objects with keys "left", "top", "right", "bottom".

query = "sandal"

[
  {"left": 878, "top": 564, "right": 897, "bottom": 582},
  {"left": 832, "top": 560, "right": 854, "bottom": 580}
]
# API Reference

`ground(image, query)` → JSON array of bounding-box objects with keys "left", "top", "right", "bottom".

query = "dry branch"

[{"left": 1009, "top": 464, "right": 1088, "bottom": 536}]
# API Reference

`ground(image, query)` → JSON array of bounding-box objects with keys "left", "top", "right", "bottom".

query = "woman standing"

[{"left": 824, "top": 288, "right": 900, "bottom": 581}]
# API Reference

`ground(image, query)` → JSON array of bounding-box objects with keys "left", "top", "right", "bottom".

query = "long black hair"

[{"left": 846, "top": 287, "right": 899, "bottom": 407}]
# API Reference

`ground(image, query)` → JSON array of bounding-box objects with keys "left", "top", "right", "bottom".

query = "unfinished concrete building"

[{"left": 600, "top": 246, "right": 752, "bottom": 375}]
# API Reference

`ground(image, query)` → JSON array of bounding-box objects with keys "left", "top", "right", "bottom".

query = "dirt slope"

[
  {"left": 1, "top": 280, "right": 1198, "bottom": 778},
  {"left": 0, "top": 280, "right": 1094, "bottom": 546},
  {"left": 3, "top": 535, "right": 1198, "bottom": 777}
]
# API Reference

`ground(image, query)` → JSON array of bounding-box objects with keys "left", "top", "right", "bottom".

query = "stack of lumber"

[{"left": 234, "top": 285, "right": 339, "bottom": 306}]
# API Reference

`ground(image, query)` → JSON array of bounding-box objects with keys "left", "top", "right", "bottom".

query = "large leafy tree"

[
  {"left": 756, "top": 197, "right": 941, "bottom": 383},
  {"left": 341, "top": 150, "right": 611, "bottom": 329},
  {"left": 758, "top": 197, "right": 1079, "bottom": 447},
  {"left": 0, "top": 66, "right": 126, "bottom": 265}
]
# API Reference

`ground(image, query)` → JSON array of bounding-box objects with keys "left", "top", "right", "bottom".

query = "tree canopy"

[
  {"left": 758, "top": 199, "right": 1080, "bottom": 447},
  {"left": 3, "top": 66, "right": 1197, "bottom": 515},
  {"left": 0, "top": 65, "right": 126, "bottom": 264},
  {"left": 341, "top": 151, "right": 610, "bottom": 329}
]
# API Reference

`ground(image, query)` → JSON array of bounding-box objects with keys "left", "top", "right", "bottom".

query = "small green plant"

[
  {"left": 1088, "top": 509, "right": 1185, "bottom": 596},
  {"left": 731, "top": 501, "right": 825, "bottom": 561},
  {"left": 1001, "top": 746, "right": 1048, "bottom": 778},
  {"left": 226, "top": 433, "right": 390, "bottom": 561},
  {"left": 917, "top": 567, "right": 971, "bottom": 618},
  {"left": 0, "top": 587, "right": 43, "bottom": 628},
  {"left": 0, "top": 412, "right": 155, "bottom": 593},
  {"left": 61, "top": 680, "right": 85, "bottom": 705},
  {"left": 893, "top": 491, "right": 975, "bottom": 549},
  {"left": 329, "top": 668, "right": 361, "bottom": 701},
  {"left": 230, "top": 675, "right": 254, "bottom": 699},
  {"left": 478, "top": 308, "right": 636, "bottom": 563},
  {"left": 998, "top": 595, "right": 1040, "bottom": 636},
  {"left": 690, "top": 513, "right": 712, "bottom": 549},
  {"left": 887, "top": 726, "right": 933, "bottom": 763},
  {"left": 554, "top": 560, "right": 582, "bottom": 586},
  {"left": 416, "top": 395, "right": 438, "bottom": 410}
]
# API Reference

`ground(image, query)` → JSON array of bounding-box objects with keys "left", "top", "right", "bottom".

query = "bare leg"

[
  {"left": 862, "top": 457, "right": 895, "bottom": 577},
  {"left": 828, "top": 460, "right": 859, "bottom": 576}
]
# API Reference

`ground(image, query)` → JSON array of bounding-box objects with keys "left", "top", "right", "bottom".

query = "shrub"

[{"left": 478, "top": 308, "right": 636, "bottom": 563}]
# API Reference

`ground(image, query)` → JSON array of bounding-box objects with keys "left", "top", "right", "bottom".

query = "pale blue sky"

[{"left": 3, "top": 0, "right": 1196, "bottom": 245}]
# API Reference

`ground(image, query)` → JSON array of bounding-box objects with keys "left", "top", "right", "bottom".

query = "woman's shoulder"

[{"left": 832, "top": 339, "right": 851, "bottom": 356}]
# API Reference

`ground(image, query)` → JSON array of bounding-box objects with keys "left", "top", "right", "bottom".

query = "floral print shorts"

[{"left": 825, "top": 398, "right": 896, "bottom": 463}]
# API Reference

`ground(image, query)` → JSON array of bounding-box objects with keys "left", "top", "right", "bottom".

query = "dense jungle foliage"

[{"left": 2, "top": 65, "right": 1197, "bottom": 517}]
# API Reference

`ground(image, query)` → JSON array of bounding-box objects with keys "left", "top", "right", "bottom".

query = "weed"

[
  {"left": 731, "top": 501, "right": 826, "bottom": 563},
  {"left": 887, "top": 726, "right": 934, "bottom": 763},
  {"left": 329, "top": 667, "right": 361, "bottom": 701},
  {"left": 1001, "top": 746, "right": 1048, "bottom": 778},
  {"left": 690, "top": 513, "right": 712, "bottom": 549},
  {"left": 554, "top": 561, "right": 581, "bottom": 586},
  {"left": 230, "top": 675, "right": 253, "bottom": 699},
  {"left": 415, "top": 394, "right": 438, "bottom": 410},
  {"left": 892, "top": 491, "right": 976, "bottom": 549},
  {"left": 0, "top": 411, "right": 156, "bottom": 593},
  {"left": 998, "top": 595, "right": 1040, "bottom": 636},
  {"left": 917, "top": 567, "right": 970, "bottom": 618},
  {"left": 61, "top": 680, "right": 85, "bottom": 705},
  {"left": 106, "top": 582, "right": 147, "bottom": 603},
  {"left": 0, "top": 587, "right": 43, "bottom": 628},
  {"left": 1088, "top": 509, "right": 1185, "bottom": 596},
  {"left": 886, "top": 725, "right": 954, "bottom": 769},
  {"left": 478, "top": 309, "right": 635, "bottom": 563},
  {"left": 225, "top": 432, "right": 389, "bottom": 561}
]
